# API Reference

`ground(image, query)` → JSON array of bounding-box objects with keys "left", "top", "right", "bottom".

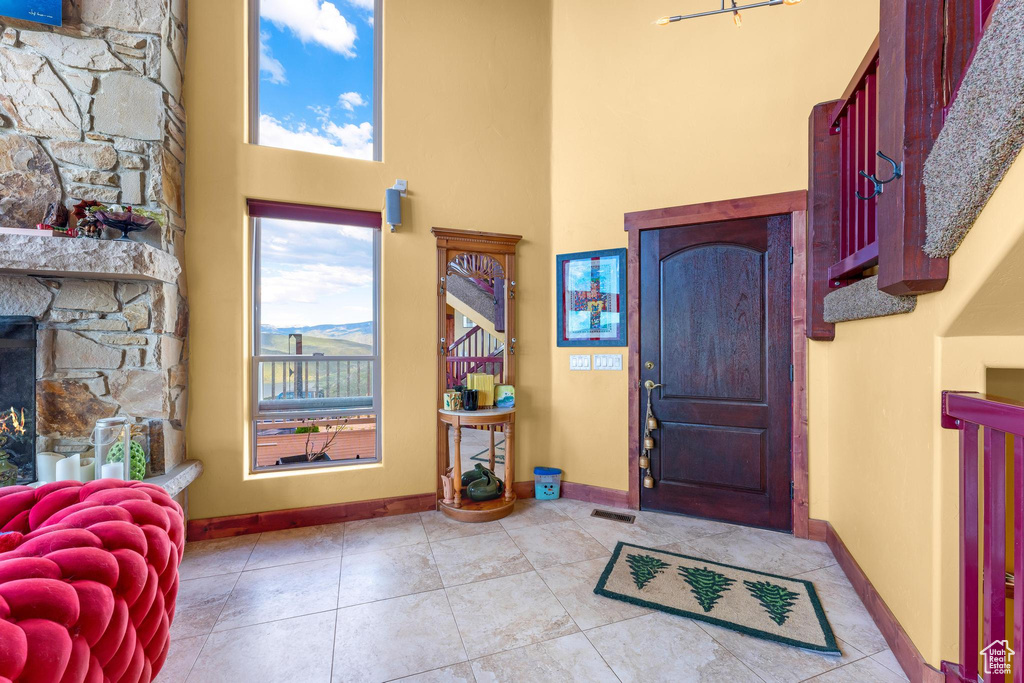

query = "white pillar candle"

[
  {"left": 101, "top": 462, "right": 125, "bottom": 480},
  {"left": 78, "top": 457, "right": 95, "bottom": 482},
  {"left": 55, "top": 454, "right": 80, "bottom": 482},
  {"left": 36, "top": 452, "right": 62, "bottom": 483}
]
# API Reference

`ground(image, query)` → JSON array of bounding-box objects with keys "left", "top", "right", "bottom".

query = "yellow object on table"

[{"left": 466, "top": 373, "right": 496, "bottom": 407}]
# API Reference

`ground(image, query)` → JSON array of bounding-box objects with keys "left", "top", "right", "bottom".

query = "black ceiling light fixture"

[{"left": 656, "top": 0, "right": 802, "bottom": 28}]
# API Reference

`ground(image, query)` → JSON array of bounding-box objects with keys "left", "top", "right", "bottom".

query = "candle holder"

[{"left": 93, "top": 417, "right": 131, "bottom": 481}]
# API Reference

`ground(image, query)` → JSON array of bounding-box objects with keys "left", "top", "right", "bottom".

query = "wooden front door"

[{"left": 639, "top": 215, "right": 792, "bottom": 530}]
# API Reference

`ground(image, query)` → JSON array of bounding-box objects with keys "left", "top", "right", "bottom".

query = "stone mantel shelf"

[
  {"left": 144, "top": 460, "right": 203, "bottom": 498},
  {"left": 0, "top": 234, "right": 181, "bottom": 284}
]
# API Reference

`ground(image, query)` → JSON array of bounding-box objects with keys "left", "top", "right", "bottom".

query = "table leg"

[
  {"left": 489, "top": 427, "right": 496, "bottom": 472},
  {"left": 453, "top": 422, "right": 463, "bottom": 508},
  {"left": 504, "top": 418, "right": 515, "bottom": 502}
]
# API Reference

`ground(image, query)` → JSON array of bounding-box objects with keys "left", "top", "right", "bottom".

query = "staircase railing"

[{"left": 941, "top": 391, "right": 1024, "bottom": 682}]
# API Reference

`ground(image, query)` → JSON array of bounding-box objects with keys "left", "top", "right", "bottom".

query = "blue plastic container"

[{"left": 534, "top": 467, "right": 562, "bottom": 500}]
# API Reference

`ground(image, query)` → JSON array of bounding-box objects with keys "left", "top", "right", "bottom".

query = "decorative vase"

[
  {"left": 93, "top": 210, "right": 157, "bottom": 242},
  {"left": 461, "top": 389, "right": 479, "bottom": 411}
]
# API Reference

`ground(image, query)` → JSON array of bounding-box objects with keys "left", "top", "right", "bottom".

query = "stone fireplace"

[{"left": 0, "top": 1, "right": 195, "bottom": 491}]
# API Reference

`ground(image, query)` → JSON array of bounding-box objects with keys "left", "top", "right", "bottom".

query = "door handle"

[{"left": 644, "top": 380, "right": 663, "bottom": 391}]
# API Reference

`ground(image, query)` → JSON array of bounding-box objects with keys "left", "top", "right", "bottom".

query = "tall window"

[
  {"left": 249, "top": 200, "right": 381, "bottom": 472},
  {"left": 251, "top": 0, "right": 381, "bottom": 161}
]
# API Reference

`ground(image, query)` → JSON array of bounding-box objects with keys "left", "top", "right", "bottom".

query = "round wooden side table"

[{"left": 438, "top": 407, "right": 515, "bottom": 522}]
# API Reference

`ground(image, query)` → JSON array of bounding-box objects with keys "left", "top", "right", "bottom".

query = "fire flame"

[{"left": 0, "top": 407, "right": 26, "bottom": 437}]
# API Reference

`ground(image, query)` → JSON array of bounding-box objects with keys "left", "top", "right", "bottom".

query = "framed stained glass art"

[{"left": 556, "top": 248, "right": 627, "bottom": 347}]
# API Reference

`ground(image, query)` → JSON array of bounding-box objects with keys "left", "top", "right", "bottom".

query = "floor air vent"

[{"left": 591, "top": 509, "right": 635, "bottom": 524}]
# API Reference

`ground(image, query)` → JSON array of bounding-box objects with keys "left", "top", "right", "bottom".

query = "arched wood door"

[{"left": 639, "top": 215, "right": 793, "bottom": 530}]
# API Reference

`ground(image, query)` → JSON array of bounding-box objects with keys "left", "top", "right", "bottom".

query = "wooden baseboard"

[
  {"left": 817, "top": 519, "right": 943, "bottom": 683},
  {"left": 187, "top": 492, "right": 436, "bottom": 541},
  {"left": 807, "top": 517, "right": 828, "bottom": 542},
  {"left": 512, "top": 480, "right": 630, "bottom": 507},
  {"left": 188, "top": 479, "right": 632, "bottom": 541}
]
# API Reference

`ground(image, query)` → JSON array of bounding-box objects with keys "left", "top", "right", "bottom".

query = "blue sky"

[
  {"left": 258, "top": 0, "right": 375, "bottom": 159},
  {"left": 259, "top": 218, "right": 375, "bottom": 328}
]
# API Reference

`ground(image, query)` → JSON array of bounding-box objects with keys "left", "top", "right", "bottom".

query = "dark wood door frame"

[{"left": 624, "top": 190, "right": 812, "bottom": 538}]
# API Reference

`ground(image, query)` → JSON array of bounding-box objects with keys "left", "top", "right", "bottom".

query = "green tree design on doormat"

[
  {"left": 744, "top": 580, "right": 801, "bottom": 626},
  {"left": 678, "top": 566, "right": 735, "bottom": 613},
  {"left": 625, "top": 553, "right": 670, "bottom": 590}
]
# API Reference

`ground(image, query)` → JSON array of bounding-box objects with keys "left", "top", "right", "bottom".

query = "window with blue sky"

[{"left": 256, "top": 0, "right": 378, "bottom": 160}]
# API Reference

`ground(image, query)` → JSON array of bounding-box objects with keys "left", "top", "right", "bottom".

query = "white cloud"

[
  {"left": 262, "top": 263, "right": 372, "bottom": 306},
  {"left": 347, "top": 0, "right": 374, "bottom": 10},
  {"left": 259, "top": 114, "right": 373, "bottom": 160},
  {"left": 261, "top": 0, "right": 358, "bottom": 57},
  {"left": 259, "top": 32, "right": 287, "bottom": 84},
  {"left": 338, "top": 91, "right": 366, "bottom": 112}
]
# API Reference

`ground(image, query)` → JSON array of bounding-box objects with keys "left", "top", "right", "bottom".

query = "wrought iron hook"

[
  {"left": 855, "top": 170, "right": 883, "bottom": 201},
  {"left": 873, "top": 151, "right": 903, "bottom": 184}
]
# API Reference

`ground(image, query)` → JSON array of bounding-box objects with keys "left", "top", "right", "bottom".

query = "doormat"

[
  {"left": 469, "top": 438, "right": 505, "bottom": 464},
  {"left": 594, "top": 542, "right": 840, "bottom": 655}
]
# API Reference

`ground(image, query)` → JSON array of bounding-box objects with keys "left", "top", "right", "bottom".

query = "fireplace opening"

[{"left": 0, "top": 317, "right": 36, "bottom": 484}]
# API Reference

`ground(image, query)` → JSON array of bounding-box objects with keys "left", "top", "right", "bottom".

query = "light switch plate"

[
  {"left": 570, "top": 354, "right": 591, "bottom": 371},
  {"left": 594, "top": 354, "right": 622, "bottom": 370}
]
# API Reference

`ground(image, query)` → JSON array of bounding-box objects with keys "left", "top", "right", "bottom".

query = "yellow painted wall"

[
  {"left": 185, "top": 0, "right": 553, "bottom": 519},
  {"left": 184, "top": 0, "right": 1023, "bottom": 668},
  {"left": 816, "top": 151, "right": 1024, "bottom": 665},
  {"left": 547, "top": 0, "right": 879, "bottom": 490}
]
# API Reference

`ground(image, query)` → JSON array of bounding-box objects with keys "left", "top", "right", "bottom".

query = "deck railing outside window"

[
  {"left": 828, "top": 51, "right": 879, "bottom": 284},
  {"left": 941, "top": 391, "right": 1024, "bottom": 682}
]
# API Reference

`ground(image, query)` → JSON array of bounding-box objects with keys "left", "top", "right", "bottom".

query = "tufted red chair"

[{"left": 0, "top": 480, "right": 185, "bottom": 683}]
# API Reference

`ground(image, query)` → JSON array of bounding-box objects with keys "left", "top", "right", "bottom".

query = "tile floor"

[{"left": 159, "top": 498, "right": 909, "bottom": 683}]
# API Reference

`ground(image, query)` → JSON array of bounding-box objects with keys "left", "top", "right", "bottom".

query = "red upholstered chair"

[{"left": 0, "top": 480, "right": 185, "bottom": 683}]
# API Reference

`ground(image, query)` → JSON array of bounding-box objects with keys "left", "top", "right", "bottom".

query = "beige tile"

[
  {"left": 447, "top": 571, "right": 578, "bottom": 659},
  {"left": 639, "top": 510, "right": 737, "bottom": 543},
  {"left": 179, "top": 535, "right": 257, "bottom": 580},
  {"left": 806, "top": 657, "right": 908, "bottom": 682},
  {"left": 344, "top": 514, "right": 428, "bottom": 555},
  {"left": 506, "top": 520, "right": 609, "bottom": 569},
  {"left": 338, "top": 542, "right": 443, "bottom": 608},
  {"left": 697, "top": 619, "right": 863, "bottom": 683},
  {"left": 536, "top": 557, "right": 652, "bottom": 630},
  {"left": 393, "top": 662, "right": 476, "bottom": 682},
  {"left": 170, "top": 573, "right": 239, "bottom": 640},
  {"left": 548, "top": 498, "right": 616, "bottom": 520},
  {"left": 683, "top": 526, "right": 834, "bottom": 576},
  {"left": 870, "top": 649, "right": 909, "bottom": 681},
  {"left": 187, "top": 611, "right": 335, "bottom": 683},
  {"left": 868, "top": 651, "right": 909, "bottom": 679},
  {"left": 586, "top": 612, "right": 761, "bottom": 683},
  {"left": 156, "top": 634, "right": 206, "bottom": 682},
  {"left": 471, "top": 632, "right": 618, "bottom": 683},
  {"left": 421, "top": 510, "right": 503, "bottom": 542},
  {"left": 797, "top": 564, "right": 889, "bottom": 656},
  {"left": 430, "top": 530, "right": 533, "bottom": 587},
  {"left": 573, "top": 513, "right": 677, "bottom": 552},
  {"left": 244, "top": 523, "right": 346, "bottom": 570},
  {"left": 213, "top": 557, "right": 340, "bottom": 631},
  {"left": 498, "top": 499, "right": 571, "bottom": 531},
  {"left": 333, "top": 589, "right": 467, "bottom": 683}
]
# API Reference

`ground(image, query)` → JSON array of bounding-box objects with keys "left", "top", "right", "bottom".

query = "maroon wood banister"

[{"left": 941, "top": 391, "right": 1024, "bottom": 683}]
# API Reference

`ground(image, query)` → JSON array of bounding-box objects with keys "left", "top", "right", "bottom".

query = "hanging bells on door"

[{"left": 641, "top": 380, "right": 662, "bottom": 489}]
